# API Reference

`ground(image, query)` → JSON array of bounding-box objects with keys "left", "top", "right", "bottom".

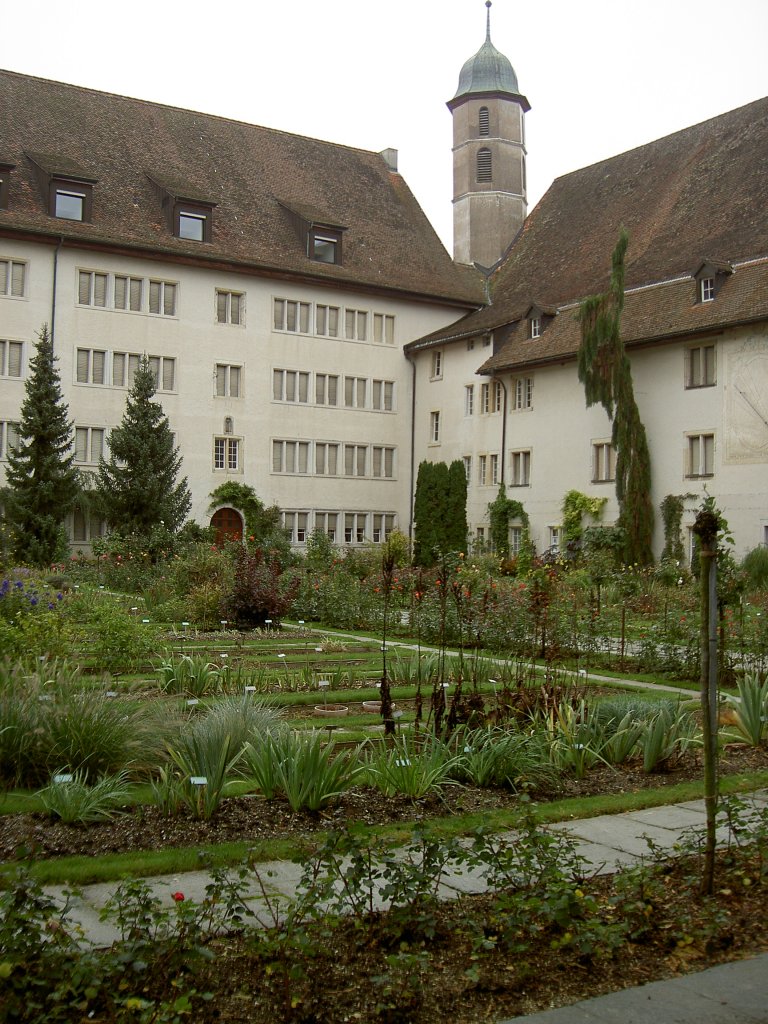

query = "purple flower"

[{"left": 29, "top": 597, "right": 38, "bottom": 607}]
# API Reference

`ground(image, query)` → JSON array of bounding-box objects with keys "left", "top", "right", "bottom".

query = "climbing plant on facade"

[
  {"left": 577, "top": 230, "right": 654, "bottom": 565},
  {"left": 561, "top": 490, "right": 607, "bottom": 550},
  {"left": 488, "top": 483, "right": 533, "bottom": 571},
  {"left": 208, "top": 482, "right": 284, "bottom": 552},
  {"left": 660, "top": 493, "right": 695, "bottom": 563}
]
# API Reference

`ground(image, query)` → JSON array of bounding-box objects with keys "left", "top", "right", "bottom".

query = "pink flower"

[{"left": 172, "top": 891, "right": 185, "bottom": 902}]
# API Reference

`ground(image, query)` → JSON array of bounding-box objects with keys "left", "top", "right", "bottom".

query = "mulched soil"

[{"left": 2, "top": 744, "right": 766, "bottom": 862}]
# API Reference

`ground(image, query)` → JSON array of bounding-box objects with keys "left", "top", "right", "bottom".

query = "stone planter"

[
  {"left": 361, "top": 700, "right": 397, "bottom": 714},
  {"left": 313, "top": 704, "right": 349, "bottom": 717}
]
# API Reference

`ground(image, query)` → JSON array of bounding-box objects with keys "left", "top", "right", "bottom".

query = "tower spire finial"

[{"left": 485, "top": 0, "right": 492, "bottom": 41}]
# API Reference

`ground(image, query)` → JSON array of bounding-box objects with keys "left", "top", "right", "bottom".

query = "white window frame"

[
  {"left": 344, "top": 376, "right": 368, "bottom": 409},
  {"left": 316, "top": 304, "right": 340, "bottom": 337},
  {"left": 0, "top": 340, "right": 23, "bottom": 378},
  {"left": 373, "top": 314, "right": 395, "bottom": 345},
  {"left": 530, "top": 317, "right": 541, "bottom": 339},
  {"left": 687, "top": 433, "right": 715, "bottom": 478},
  {"left": 431, "top": 349, "right": 443, "bottom": 379},
  {"left": 686, "top": 345, "right": 716, "bottom": 388},
  {"left": 0, "top": 421, "right": 20, "bottom": 460},
  {"left": 315, "top": 373, "right": 339, "bottom": 406},
  {"left": 315, "top": 512, "right": 338, "bottom": 542},
  {"left": 478, "top": 454, "right": 487, "bottom": 486},
  {"left": 700, "top": 277, "right": 716, "bottom": 302},
  {"left": 463, "top": 455, "right": 472, "bottom": 482},
  {"left": 215, "top": 363, "right": 241, "bottom": 398},
  {"left": 513, "top": 376, "right": 533, "bottom": 410},
  {"left": 214, "top": 436, "right": 241, "bottom": 471},
  {"left": 76, "top": 348, "right": 107, "bottom": 385},
  {"left": 74, "top": 426, "right": 105, "bottom": 464},
  {"left": 510, "top": 449, "right": 531, "bottom": 487},
  {"left": 273, "top": 298, "right": 311, "bottom": 334},
  {"left": 344, "top": 444, "right": 368, "bottom": 477},
  {"left": 372, "top": 379, "right": 394, "bottom": 412},
  {"left": 315, "top": 442, "right": 339, "bottom": 475},
  {"left": 0, "top": 258, "right": 26, "bottom": 298},
  {"left": 272, "top": 439, "right": 310, "bottom": 474},
  {"left": 273, "top": 368, "right": 309, "bottom": 403},
  {"left": 465, "top": 385, "right": 474, "bottom": 416},
  {"left": 372, "top": 446, "right": 395, "bottom": 479},
  {"left": 216, "top": 289, "right": 244, "bottom": 325},
  {"left": 592, "top": 441, "right": 615, "bottom": 483},
  {"left": 344, "top": 512, "right": 367, "bottom": 544},
  {"left": 429, "top": 410, "right": 440, "bottom": 444},
  {"left": 344, "top": 308, "right": 368, "bottom": 341}
]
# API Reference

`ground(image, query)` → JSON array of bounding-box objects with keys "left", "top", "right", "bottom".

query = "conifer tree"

[
  {"left": 413, "top": 460, "right": 468, "bottom": 566},
  {"left": 446, "top": 459, "right": 468, "bottom": 553},
  {"left": 577, "top": 231, "right": 654, "bottom": 565},
  {"left": 4, "top": 325, "right": 79, "bottom": 566},
  {"left": 96, "top": 356, "right": 191, "bottom": 536}
]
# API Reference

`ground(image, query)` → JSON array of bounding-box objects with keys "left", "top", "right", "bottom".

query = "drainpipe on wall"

[
  {"left": 496, "top": 375, "right": 508, "bottom": 484},
  {"left": 50, "top": 237, "right": 64, "bottom": 348},
  {"left": 406, "top": 351, "right": 417, "bottom": 543}
]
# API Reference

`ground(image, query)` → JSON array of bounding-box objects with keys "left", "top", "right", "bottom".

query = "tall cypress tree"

[
  {"left": 446, "top": 459, "right": 468, "bottom": 553},
  {"left": 96, "top": 356, "right": 191, "bottom": 536},
  {"left": 4, "top": 325, "right": 79, "bottom": 566},
  {"left": 413, "top": 460, "right": 467, "bottom": 566},
  {"left": 577, "top": 231, "right": 654, "bottom": 565}
]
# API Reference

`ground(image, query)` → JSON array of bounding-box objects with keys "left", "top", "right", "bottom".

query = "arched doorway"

[{"left": 210, "top": 507, "right": 243, "bottom": 545}]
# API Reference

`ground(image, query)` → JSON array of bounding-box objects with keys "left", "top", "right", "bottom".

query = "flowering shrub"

[{"left": 0, "top": 572, "right": 68, "bottom": 660}]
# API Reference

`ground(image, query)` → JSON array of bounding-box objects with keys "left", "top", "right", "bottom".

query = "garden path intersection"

[{"left": 43, "top": 790, "right": 768, "bottom": 1023}]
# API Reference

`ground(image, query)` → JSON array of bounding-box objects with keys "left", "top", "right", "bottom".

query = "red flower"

[{"left": 172, "top": 891, "right": 185, "bottom": 902}]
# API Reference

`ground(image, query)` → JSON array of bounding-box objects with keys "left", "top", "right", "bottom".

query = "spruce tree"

[
  {"left": 96, "top": 356, "right": 191, "bottom": 536},
  {"left": 577, "top": 231, "right": 654, "bottom": 565},
  {"left": 4, "top": 325, "right": 79, "bottom": 566}
]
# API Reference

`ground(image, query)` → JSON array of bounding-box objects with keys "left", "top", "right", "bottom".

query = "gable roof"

[
  {"left": 0, "top": 70, "right": 484, "bottom": 307},
  {"left": 407, "top": 96, "right": 768, "bottom": 359}
]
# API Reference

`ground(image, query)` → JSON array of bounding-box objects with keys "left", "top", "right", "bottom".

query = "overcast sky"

[{"left": 2, "top": 0, "right": 767, "bottom": 251}]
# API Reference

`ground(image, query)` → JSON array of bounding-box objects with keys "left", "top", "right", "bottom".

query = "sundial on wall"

[{"left": 727, "top": 339, "right": 768, "bottom": 462}]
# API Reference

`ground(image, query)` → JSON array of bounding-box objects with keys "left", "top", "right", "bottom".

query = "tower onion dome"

[{"left": 452, "top": 1, "right": 524, "bottom": 101}]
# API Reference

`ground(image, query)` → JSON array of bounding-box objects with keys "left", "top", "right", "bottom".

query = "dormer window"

[
  {"left": 0, "top": 163, "right": 14, "bottom": 210},
  {"left": 530, "top": 317, "right": 541, "bottom": 339},
  {"left": 27, "top": 154, "right": 97, "bottom": 223},
  {"left": 310, "top": 228, "right": 342, "bottom": 265},
  {"left": 525, "top": 303, "right": 556, "bottom": 340},
  {"left": 53, "top": 184, "right": 89, "bottom": 221},
  {"left": 175, "top": 202, "right": 212, "bottom": 242},
  {"left": 694, "top": 260, "right": 732, "bottom": 305}
]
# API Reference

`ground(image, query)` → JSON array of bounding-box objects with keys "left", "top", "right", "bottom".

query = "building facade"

[{"left": 1, "top": 14, "right": 767, "bottom": 562}]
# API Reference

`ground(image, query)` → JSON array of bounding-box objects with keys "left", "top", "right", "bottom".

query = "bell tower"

[{"left": 448, "top": 1, "right": 530, "bottom": 267}]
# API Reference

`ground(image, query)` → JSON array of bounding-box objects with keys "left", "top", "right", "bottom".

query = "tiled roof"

[
  {"left": 408, "top": 96, "right": 768, "bottom": 355},
  {"left": 0, "top": 70, "right": 484, "bottom": 306}
]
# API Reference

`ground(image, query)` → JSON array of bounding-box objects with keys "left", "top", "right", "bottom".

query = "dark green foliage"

[
  {"left": 742, "top": 545, "right": 768, "bottom": 589},
  {"left": 95, "top": 357, "right": 191, "bottom": 535},
  {"left": 488, "top": 483, "right": 531, "bottom": 564},
  {"left": 4, "top": 325, "right": 79, "bottom": 566},
  {"left": 577, "top": 231, "right": 654, "bottom": 565},
  {"left": 413, "top": 461, "right": 467, "bottom": 566},
  {"left": 220, "top": 546, "right": 299, "bottom": 627},
  {"left": 660, "top": 493, "right": 695, "bottom": 562}
]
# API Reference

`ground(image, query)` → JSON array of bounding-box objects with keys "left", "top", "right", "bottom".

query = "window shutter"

[
  {"left": 216, "top": 365, "right": 226, "bottom": 397},
  {"left": 148, "top": 356, "right": 160, "bottom": 386},
  {"left": 356, "top": 378, "right": 366, "bottom": 407},
  {"left": 344, "top": 377, "right": 354, "bottom": 407},
  {"left": 298, "top": 442, "right": 308, "bottom": 474},
  {"left": 273, "top": 299, "right": 285, "bottom": 331},
  {"left": 357, "top": 312, "right": 367, "bottom": 340},
  {"left": 75, "top": 427, "right": 88, "bottom": 462},
  {"left": 76, "top": 349, "right": 89, "bottom": 383},
  {"left": 92, "top": 350, "right": 105, "bottom": 384},
  {"left": 299, "top": 303, "right": 310, "bottom": 333},
  {"left": 356, "top": 446, "right": 366, "bottom": 476},
  {"left": 384, "top": 382, "right": 393, "bottom": 410},
  {"left": 216, "top": 291, "right": 227, "bottom": 323},
  {"left": 231, "top": 293, "right": 241, "bottom": 324},
  {"left": 272, "top": 440, "right": 282, "bottom": 472},
  {"left": 373, "top": 448, "right": 382, "bottom": 476},
  {"left": 315, "top": 444, "right": 325, "bottom": 475},
  {"left": 78, "top": 272, "right": 91, "bottom": 305},
  {"left": 230, "top": 366, "right": 240, "bottom": 398},
  {"left": 328, "top": 375, "right": 338, "bottom": 405},
  {"left": 328, "top": 444, "right": 338, "bottom": 475},
  {"left": 477, "top": 148, "right": 492, "bottom": 182},
  {"left": 385, "top": 448, "right": 393, "bottom": 477},
  {"left": 91, "top": 429, "right": 104, "bottom": 461},
  {"left": 128, "top": 354, "right": 140, "bottom": 384},
  {"left": 328, "top": 306, "right": 339, "bottom": 336},
  {"left": 385, "top": 316, "right": 394, "bottom": 344},
  {"left": 162, "top": 359, "right": 175, "bottom": 391},
  {"left": 93, "top": 274, "right": 107, "bottom": 307},
  {"left": 7, "top": 342, "right": 22, "bottom": 377},
  {"left": 164, "top": 284, "right": 176, "bottom": 316},
  {"left": 344, "top": 309, "right": 355, "bottom": 339},
  {"left": 149, "top": 281, "right": 161, "bottom": 314},
  {"left": 114, "top": 276, "right": 127, "bottom": 309},
  {"left": 373, "top": 380, "right": 382, "bottom": 408},
  {"left": 11, "top": 262, "right": 24, "bottom": 296},
  {"left": 130, "top": 278, "right": 142, "bottom": 311},
  {"left": 274, "top": 370, "right": 283, "bottom": 401},
  {"left": 298, "top": 372, "right": 308, "bottom": 403},
  {"left": 344, "top": 445, "right": 354, "bottom": 475},
  {"left": 112, "top": 353, "right": 125, "bottom": 386}
]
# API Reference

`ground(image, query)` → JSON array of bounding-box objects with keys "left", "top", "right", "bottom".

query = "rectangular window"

[
  {"left": 284, "top": 511, "right": 310, "bottom": 543},
  {"left": 372, "top": 446, "right": 395, "bottom": 478},
  {"left": 316, "top": 304, "right": 340, "bottom": 337},
  {"left": 700, "top": 278, "right": 715, "bottom": 302},
  {"left": 372, "top": 379, "right": 394, "bottom": 411},
  {"left": 273, "top": 298, "right": 311, "bottom": 333},
  {"left": 372, "top": 514, "right": 395, "bottom": 543},
  {"left": 493, "top": 381, "right": 503, "bottom": 413},
  {"left": 344, "top": 376, "right": 367, "bottom": 408},
  {"left": 478, "top": 454, "right": 487, "bottom": 486},
  {"left": 490, "top": 453, "right": 499, "bottom": 485},
  {"left": 592, "top": 442, "right": 615, "bottom": 482},
  {"left": 78, "top": 270, "right": 108, "bottom": 307},
  {"left": 0, "top": 259, "right": 26, "bottom": 297},
  {"left": 463, "top": 455, "right": 472, "bottom": 481},
  {"left": 686, "top": 345, "right": 716, "bottom": 388},
  {"left": 147, "top": 356, "right": 176, "bottom": 392},
  {"left": 344, "top": 308, "right": 368, "bottom": 341},
  {"left": 315, "top": 512, "right": 338, "bottom": 542},
  {"left": 72, "top": 508, "right": 106, "bottom": 544},
  {"left": 215, "top": 364, "right": 241, "bottom": 398},
  {"left": 272, "top": 440, "right": 309, "bottom": 474},
  {"left": 149, "top": 280, "right": 177, "bottom": 316},
  {"left": 175, "top": 203, "right": 212, "bottom": 243},
  {"left": 549, "top": 527, "right": 561, "bottom": 553},
  {"left": 315, "top": 373, "right": 339, "bottom": 406},
  {"left": 480, "top": 383, "right": 490, "bottom": 413},
  {"left": 429, "top": 411, "right": 440, "bottom": 443},
  {"left": 76, "top": 348, "right": 106, "bottom": 385},
  {"left": 114, "top": 275, "right": 143, "bottom": 312},
  {"left": 465, "top": 385, "right": 474, "bottom": 416},
  {"left": 315, "top": 442, "right": 339, "bottom": 475},
  {"left": 112, "top": 352, "right": 141, "bottom": 388},
  {"left": 510, "top": 449, "right": 531, "bottom": 486},
  {"left": 272, "top": 369, "right": 309, "bottom": 403},
  {"left": 74, "top": 426, "right": 104, "bottom": 464},
  {"left": 216, "top": 290, "right": 243, "bottom": 325},
  {"left": 431, "top": 349, "right": 443, "bottom": 379},
  {"left": 510, "top": 526, "right": 522, "bottom": 554},
  {"left": 373, "top": 314, "right": 395, "bottom": 345},
  {"left": 54, "top": 188, "right": 86, "bottom": 221},
  {"left": 530, "top": 317, "right": 541, "bottom": 339},
  {"left": 0, "top": 340, "right": 23, "bottom": 378},
  {"left": 214, "top": 437, "right": 240, "bottom": 471},
  {"left": 687, "top": 433, "right": 714, "bottom": 477},
  {"left": 0, "top": 421, "right": 20, "bottom": 459},
  {"left": 344, "top": 512, "right": 367, "bottom": 544},
  {"left": 513, "top": 376, "right": 533, "bottom": 410},
  {"left": 344, "top": 444, "right": 367, "bottom": 477}
]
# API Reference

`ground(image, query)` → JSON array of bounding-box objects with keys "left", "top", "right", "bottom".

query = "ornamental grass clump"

[
  {"left": 166, "top": 724, "right": 244, "bottom": 821},
  {"left": 638, "top": 701, "right": 698, "bottom": 773},
  {"left": 365, "top": 735, "right": 462, "bottom": 799},
  {"left": 37, "top": 768, "right": 131, "bottom": 824},
  {"left": 721, "top": 672, "right": 768, "bottom": 746},
  {"left": 156, "top": 652, "right": 222, "bottom": 697},
  {"left": 449, "top": 725, "right": 556, "bottom": 791}
]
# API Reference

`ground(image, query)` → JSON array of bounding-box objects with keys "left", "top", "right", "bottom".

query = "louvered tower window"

[
  {"left": 477, "top": 148, "right": 492, "bottom": 182},
  {"left": 479, "top": 107, "right": 490, "bottom": 136}
]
